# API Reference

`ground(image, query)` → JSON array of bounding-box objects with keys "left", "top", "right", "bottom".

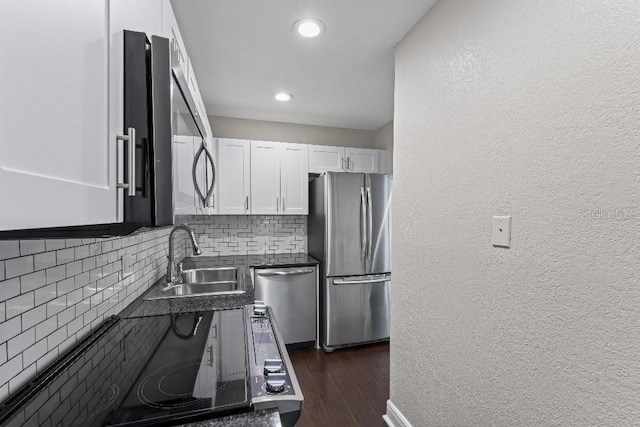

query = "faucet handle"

[{"left": 178, "top": 262, "right": 184, "bottom": 273}]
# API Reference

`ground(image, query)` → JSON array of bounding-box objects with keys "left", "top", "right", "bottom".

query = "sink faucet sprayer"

[{"left": 166, "top": 224, "right": 202, "bottom": 286}]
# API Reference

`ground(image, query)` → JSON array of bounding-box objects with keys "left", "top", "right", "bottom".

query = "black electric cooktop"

[{"left": 0, "top": 309, "right": 251, "bottom": 427}]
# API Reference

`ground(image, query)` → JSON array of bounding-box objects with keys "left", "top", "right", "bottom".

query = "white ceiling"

[{"left": 170, "top": 0, "right": 438, "bottom": 131}]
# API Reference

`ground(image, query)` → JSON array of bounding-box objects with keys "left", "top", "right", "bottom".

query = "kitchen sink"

[
  {"left": 144, "top": 266, "right": 245, "bottom": 300},
  {"left": 180, "top": 267, "right": 237, "bottom": 284}
]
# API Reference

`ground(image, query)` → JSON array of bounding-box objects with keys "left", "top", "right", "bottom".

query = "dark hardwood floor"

[{"left": 289, "top": 342, "right": 389, "bottom": 427}]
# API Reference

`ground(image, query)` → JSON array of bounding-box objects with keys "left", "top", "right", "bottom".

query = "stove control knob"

[
  {"left": 253, "top": 301, "right": 267, "bottom": 316},
  {"left": 265, "top": 372, "right": 286, "bottom": 393},
  {"left": 264, "top": 358, "right": 283, "bottom": 375}
]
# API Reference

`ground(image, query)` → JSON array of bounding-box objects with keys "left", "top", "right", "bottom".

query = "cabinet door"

[
  {"left": 345, "top": 148, "right": 379, "bottom": 173},
  {"left": 250, "top": 141, "right": 281, "bottom": 215},
  {"left": 280, "top": 143, "right": 309, "bottom": 215},
  {"left": 0, "top": 0, "right": 119, "bottom": 231},
  {"left": 217, "top": 138, "right": 251, "bottom": 214},
  {"left": 173, "top": 136, "right": 197, "bottom": 215},
  {"left": 308, "top": 145, "right": 346, "bottom": 173}
]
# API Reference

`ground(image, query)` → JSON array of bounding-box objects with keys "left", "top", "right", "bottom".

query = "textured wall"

[
  {"left": 0, "top": 228, "right": 186, "bottom": 402},
  {"left": 177, "top": 215, "right": 306, "bottom": 256},
  {"left": 209, "top": 116, "right": 376, "bottom": 148},
  {"left": 373, "top": 121, "right": 394, "bottom": 173},
  {"left": 392, "top": 0, "right": 640, "bottom": 425}
]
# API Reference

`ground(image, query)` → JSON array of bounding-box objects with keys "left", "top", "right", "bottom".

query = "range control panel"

[{"left": 247, "top": 303, "right": 296, "bottom": 398}]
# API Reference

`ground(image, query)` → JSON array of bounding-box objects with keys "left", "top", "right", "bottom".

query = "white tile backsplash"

[
  {"left": 5, "top": 256, "right": 34, "bottom": 279},
  {"left": 177, "top": 215, "right": 307, "bottom": 256},
  {"left": 0, "top": 242, "right": 20, "bottom": 261},
  {"left": 0, "top": 278, "right": 20, "bottom": 302},
  {"left": 20, "top": 271, "right": 46, "bottom": 294},
  {"left": 6, "top": 293, "right": 34, "bottom": 319},
  {"left": 8, "top": 328, "right": 35, "bottom": 359},
  {"left": 0, "top": 226, "right": 187, "bottom": 400},
  {"left": 19, "top": 240, "right": 45, "bottom": 256}
]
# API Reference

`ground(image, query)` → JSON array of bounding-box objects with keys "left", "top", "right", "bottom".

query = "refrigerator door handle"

[
  {"left": 360, "top": 187, "right": 367, "bottom": 260},
  {"left": 334, "top": 276, "right": 390, "bottom": 285},
  {"left": 367, "top": 185, "right": 373, "bottom": 259}
]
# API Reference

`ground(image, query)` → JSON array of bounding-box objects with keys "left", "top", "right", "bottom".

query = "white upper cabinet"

[
  {"left": 280, "top": 143, "right": 309, "bottom": 215},
  {"left": 0, "top": 0, "right": 119, "bottom": 231},
  {"left": 344, "top": 148, "right": 379, "bottom": 173},
  {"left": 215, "top": 139, "right": 309, "bottom": 215},
  {"left": 309, "top": 145, "right": 382, "bottom": 174},
  {"left": 250, "top": 141, "right": 281, "bottom": 215},
  {"left": 217, "top": 138, "right": 251, "bottom": 214},
  {"left": 173, "top": 136, "right": 198, "bottom": 216},
  {"left": 309, "top": 145, "right": 346, "bottom": 173}
]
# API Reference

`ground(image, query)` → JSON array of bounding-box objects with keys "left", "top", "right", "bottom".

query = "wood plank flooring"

[{"left": 289, "top": 342, "right": 389, "bottom": 426}]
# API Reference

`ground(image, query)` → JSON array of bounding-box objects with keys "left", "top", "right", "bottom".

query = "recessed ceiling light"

[
  {"left": 274, "top": 92, "right": 293, "bottom": 102},
  {"left": 293, "top": 18, "right": 325, "bottom": 38}
]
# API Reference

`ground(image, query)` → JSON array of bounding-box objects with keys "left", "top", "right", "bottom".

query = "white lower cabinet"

[{"left": 217, "top": 138, "right": 251, "bottom": 214}]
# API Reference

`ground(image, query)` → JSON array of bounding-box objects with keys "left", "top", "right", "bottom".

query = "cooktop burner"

[{"left": 0, "top": 309, "right": 250, "bottom": 427}]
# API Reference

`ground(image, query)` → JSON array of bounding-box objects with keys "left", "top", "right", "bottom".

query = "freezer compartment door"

[
  {"left": 254, "top": 266, "right": 317, "bottom": 345},
  {"left": 323, "top": 274, "right": 390, "bottom": 349}
]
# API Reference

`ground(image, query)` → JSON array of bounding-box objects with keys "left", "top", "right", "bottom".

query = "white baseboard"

[{"left": 383, "top": 399, "right": 413, "bottom": 427}]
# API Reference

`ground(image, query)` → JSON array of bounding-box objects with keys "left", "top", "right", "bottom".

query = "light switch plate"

[
  {"left": 492, "top": 216, "right": 511, "bottom": 248},
  {"left": 121, "top": 254, "right": 134, "bottom": 278}
]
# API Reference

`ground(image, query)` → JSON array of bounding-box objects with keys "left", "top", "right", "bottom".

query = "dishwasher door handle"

[{"left": 257, "top": 269, "right": 315, "bottom": 277}]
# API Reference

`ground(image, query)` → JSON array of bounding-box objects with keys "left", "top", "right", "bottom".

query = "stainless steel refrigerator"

[{"left": 308, "top": 172, "right": 391, "bottom": 352}]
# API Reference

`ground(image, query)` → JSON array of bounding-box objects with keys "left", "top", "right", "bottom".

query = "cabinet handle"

[
  {"left": 116, "top": 127, "right": 135, "bottom": 197},
  {"left": 245, "top": 196, "right": 249, "bottom": 212},
  {"left": 341, "top": 157, "right": 346, "bottom": 170},
  {"left": 276, "top": 197, "right": 279, "bottom": 213},
  {"left": 350, "top": 158, "right": 354, "bottom": 171},
  {"left": 283, "top": 197, "right": 285, "bottom": 212}
]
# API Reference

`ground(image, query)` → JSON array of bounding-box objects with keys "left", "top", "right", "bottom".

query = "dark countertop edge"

[{"left": 178, "top": 408, "right": 281, "bottom": 427}]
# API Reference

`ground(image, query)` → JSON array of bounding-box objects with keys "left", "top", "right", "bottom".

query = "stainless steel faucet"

[{"left": 166, "top": 224, "right": 202, "bottom": 286}]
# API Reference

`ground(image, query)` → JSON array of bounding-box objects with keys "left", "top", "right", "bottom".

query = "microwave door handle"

[
  {"left": 203, "top": 143, "right": 216, "bottom": 208},
  {"left": 360, "top": 187, "right": 367, "bottom": 261},
  {"left": 192, "top": 143, "right": 206, "bottom": 206}
]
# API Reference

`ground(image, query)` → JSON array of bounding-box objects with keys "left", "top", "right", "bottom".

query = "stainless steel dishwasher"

[{"left": 252, "top": 265, "right": 318, "bottom": 348}]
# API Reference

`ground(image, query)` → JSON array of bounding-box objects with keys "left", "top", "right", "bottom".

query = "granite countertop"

[
  {"left": 120, "top": 254, "right": 316, "bottom": 426},
  {"left": 121, "top": 253, "right": 318, "bottom": 318},
  {"left": 179, "top": 409, "right": 281, "bottom": 427}
]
